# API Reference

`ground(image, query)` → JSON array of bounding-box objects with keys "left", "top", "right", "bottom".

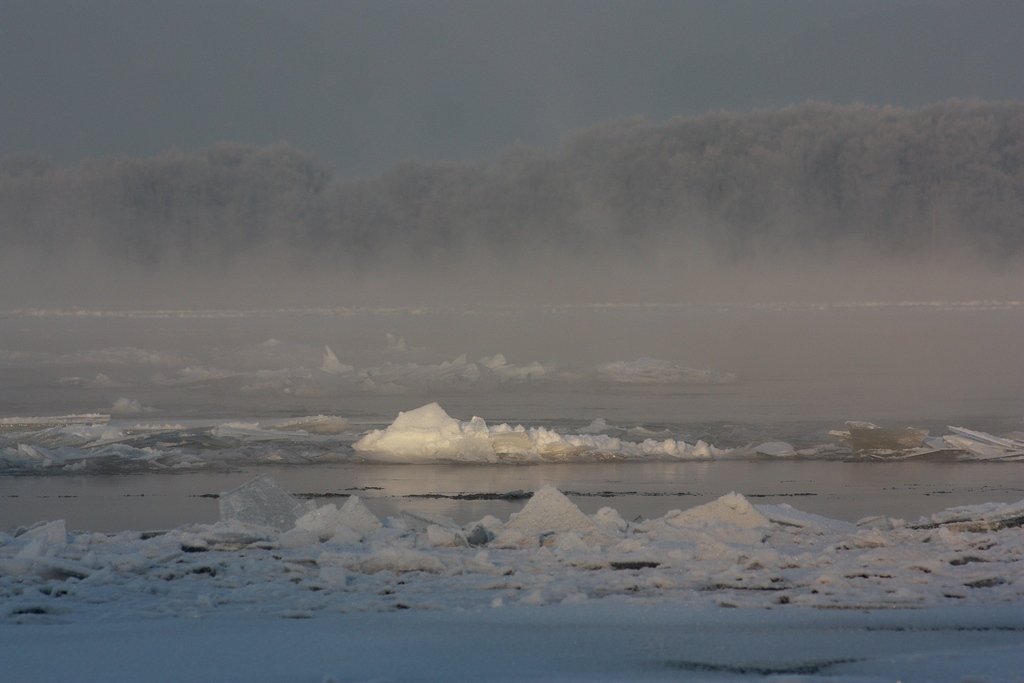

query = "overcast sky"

[{"left": 2, "top": 0, "right": 1022, "bottom": 176}]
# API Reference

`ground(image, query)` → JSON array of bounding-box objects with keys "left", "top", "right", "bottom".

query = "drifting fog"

[{"left": 1, "top": 101, "right": 1023, "bottom": 308}]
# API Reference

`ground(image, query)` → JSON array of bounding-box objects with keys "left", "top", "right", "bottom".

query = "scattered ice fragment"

[
  {"left": 154, "top": 366, "right": 235, "bottom": 385},
  {"left": 401, "top": 510, "right": 459, "bottom": 532},
  {"left": 111, "top": 397, "right": 149, "bottom": 416},
  {"left": 17, "top": 520, "right": 67, "bottom": 546},
  {"left": 423, "top": 525, "right": 468, "bottom": 548},
  {"left": 753, "top": 442, "right": 796, "bottom": 457},
  {"left": 218, "top": 475, "right": 313, "bottom": 530},
  {"left": 754, "top": 503, "right": 855, "bottom": 534},
  {"left": 505, "top": 487, "right": 598, "bottom": 540},
  {"left": 579, "top": 418, "right": 610, "bottom": 434},
  {"left": 336, "top": 495, "right": 382, "bottom": 535},
  {"left": 0, "top": 520, "right": 87, "bottom": 580},
  {"left": 320, "top": 345, "right": 353, "bottom": 375},
  {"left": 464, "top": 524, "right": 493, "bottom": 546},
  {"left": 665, "top": 492, "right": 770, "bottom": 536},
  {"left": 277, "top": 527, "right": 319, "bottom": 548},
  {"left": 855, "top": 515, "right": 897, "bottom": 530},
  {"left": 385, "top": 332, "right": 407, "bottom": 352},
  {"left": 595, "top": 357, "right": 735, "bottom": 384},
  {"left": 592, "top": 507, "right": 628, "bottom": 533},
  {"left": 753, "top": 444, "right": 798, "bottom": 458},
  {"left": 943, "top": 426, "right": 1024, "bottom": 461},
  {"left": 0, "top": 413, "right": 110, "bottom": 431},
  {"left": 841, "top": 422, "right": 928, "bottom": 452},
  {"left": 293, "top": 504, "right": 366, "bottom": 542},
  {"left": 264, "top": 415, "right": 349, "bottom": 435},
  {"left": 911, "top": 498, "right": 1024, "bottom": 531},
  {"left": 87, "top": 373, "right": 124, "bottom": 388},
  {"left": 348, "top": 547, "right": 445, "bottom": 575}
]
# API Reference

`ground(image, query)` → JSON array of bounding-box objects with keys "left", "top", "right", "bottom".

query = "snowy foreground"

[{"left": 2, "top": 479, "right": 1023, "bottom": 682}]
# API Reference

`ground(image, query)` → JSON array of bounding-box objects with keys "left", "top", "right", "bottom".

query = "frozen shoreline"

[
  {"left": 2, "top": 484, "right": 1023, "bottom": 682},
  {"left": 3, "top": 603, "right": 1023, "bottom": 682}
]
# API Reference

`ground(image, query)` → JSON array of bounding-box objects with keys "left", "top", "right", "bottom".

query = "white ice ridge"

[{"left": 352, "top": 403, "right": 743, "bottom": 462}]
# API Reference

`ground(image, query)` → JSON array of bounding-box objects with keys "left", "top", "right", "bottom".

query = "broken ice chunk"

[
  {"left": 17, "top": 520, "right": 68, "bottom": 546},
  {"left": 659, "top": 493, "right": 771, "bottom": 545},
  {"left": 504, "top": 487, "right": 598, "bottom": 541},
  {"left": 423, "top": 524, "right": 468, "bottom": 547},
  {"left": 754, "top": 503, "right": 855, "bottom": 534},
  {"left": 943, "top": 426, "right": 1024, "bottom": 461},
  {"left": 337, "top": 495, "right": 382, "bottom": 535},
  {"left": 293, "top": 496, "right": 381, "bottom": 542},
  {"left": 753, "top": 442, "right": 796, "bottom": 457},
  {"left": 320, "top": 345, "right": 354, "bottom": 375},
  {"left": 218, "top": 475, "right": 313, "bottom": 530},
  {"left": 845, "top": 423, "right": 928, "bottom": 452},
  {"left": 911, "top": 498, "right": 1024, "bottom": 532},
  {"left": 401, "top": 509, "right": 459, "bottom": 532},
  {"left": 667, "top": 492, "right": 770, "bottom": 531}
]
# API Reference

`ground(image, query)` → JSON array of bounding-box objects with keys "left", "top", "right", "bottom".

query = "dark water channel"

[{"left": 3, "top": 460, "right": 1022, "bottom": 532}]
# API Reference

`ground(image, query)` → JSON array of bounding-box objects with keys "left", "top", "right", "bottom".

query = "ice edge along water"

[
  {"left": 4, "top": 475, "right": 1022, "bottom": 615},
  {"left": 3, "top": 402, "right": 1022, "bottom": 472}
]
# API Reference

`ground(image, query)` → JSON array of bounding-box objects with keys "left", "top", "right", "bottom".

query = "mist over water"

[
  {"left": 2, "top": 102, "right": 1023, "bottom": 310},
  {"left": 1, "top": 102, "right": 1022, "bottom": 437}
]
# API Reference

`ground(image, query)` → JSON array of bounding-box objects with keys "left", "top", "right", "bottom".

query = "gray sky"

[{"left": 2, "top": 0, "right": 1022, "bottom": 176}]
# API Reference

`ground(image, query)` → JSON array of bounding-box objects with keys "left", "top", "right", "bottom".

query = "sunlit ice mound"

[{"left": 352, "top": 402, "right": 761, "bottom": 463}]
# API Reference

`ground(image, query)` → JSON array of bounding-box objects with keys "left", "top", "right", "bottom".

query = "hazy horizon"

[{"left": 2, "top": 3, "right": 1022, "bottom": 308}]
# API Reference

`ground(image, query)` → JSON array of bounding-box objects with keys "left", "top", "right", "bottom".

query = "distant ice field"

[
  {"left": 2, "top": 301, "right": 1022, "bottom": 423},
  {"left": 1, "top": 303, "right": 1021, "bottom": 532}
]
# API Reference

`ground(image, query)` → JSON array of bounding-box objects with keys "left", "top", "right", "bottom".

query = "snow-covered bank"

[
  {"left": 3, "top": 604, "right": 1023, "bottom": 682},
  {"left": 2, "top": 484, "right": 1023, "bottom": 681}
]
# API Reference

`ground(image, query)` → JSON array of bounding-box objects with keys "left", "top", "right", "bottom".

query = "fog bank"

[{"left": 2, "top": 101, "right": 1022, "bottom": 307}]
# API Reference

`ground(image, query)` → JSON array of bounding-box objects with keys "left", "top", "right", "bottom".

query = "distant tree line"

[{"left": 2, "top": 101, "right": 1022, "bottom": 266}]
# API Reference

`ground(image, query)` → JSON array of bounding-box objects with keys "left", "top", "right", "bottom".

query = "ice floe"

[
  {"left": 943, "top": 426, "right": 1024, "bottom": 461},
  {"left": 353, "top": 402, "right": 496, "bottom": 462},
  {"left": 353, "top": 403, "right": 740, "bottom": 462}
]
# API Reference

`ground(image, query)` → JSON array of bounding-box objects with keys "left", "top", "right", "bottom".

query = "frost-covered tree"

[{"left": 1, "top": 101, "right": 1022, "bottom": 265}]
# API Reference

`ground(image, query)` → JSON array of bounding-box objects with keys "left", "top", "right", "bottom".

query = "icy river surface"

[
  {"left": 2, "top": 304, "right": 1023, "bottom": 682},
  {"left": 2, "top": 302, "right": 1023, "bottom": 529}
]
